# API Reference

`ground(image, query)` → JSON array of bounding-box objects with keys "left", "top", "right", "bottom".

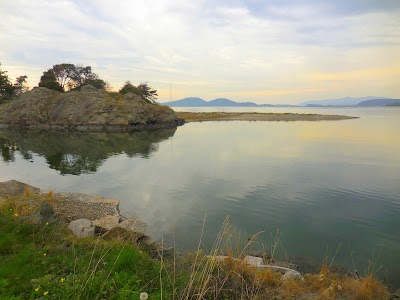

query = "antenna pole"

[{"left": 169, "top": 81, "right": 172, "bottom": 101}]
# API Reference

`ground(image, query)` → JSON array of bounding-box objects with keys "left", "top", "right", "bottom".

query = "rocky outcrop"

[
  {"left": 0, "top": 180, "right": 149, "bottom": 244},
  {"left": 0, "top": 85, "right": 184, "bottom": 131},
  {"left": 0, "top": 179, "right": 40, "bottom": 198}
]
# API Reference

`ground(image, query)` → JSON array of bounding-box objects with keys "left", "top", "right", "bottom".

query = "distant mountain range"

[
  {"left": 299, "top": 96, "right": 386, "bottom": 106},
  {"left": 163, "top": 96, "right": 400, "bottom": 107},
  {"left": 163, "top": 97, "right": 294, "bottom": 107},
  {"left": 356, "top": 98, "right": 400, "bottom": 107}
]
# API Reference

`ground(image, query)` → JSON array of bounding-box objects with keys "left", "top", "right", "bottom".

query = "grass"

[
  {"left": 0, "top": 196, "right": 392, "bottom": 299},
  {"left": 0, "top": 199, "right": 173, "bottom": 299}
]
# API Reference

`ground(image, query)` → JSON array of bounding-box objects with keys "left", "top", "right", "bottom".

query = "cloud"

[{"left": 0, "top": 0, "right": 399, "bottom": 103}]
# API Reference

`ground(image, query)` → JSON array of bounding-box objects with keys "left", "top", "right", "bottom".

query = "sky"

[{"left": 1, "top": 0, "right": 399, "bottom": 104}]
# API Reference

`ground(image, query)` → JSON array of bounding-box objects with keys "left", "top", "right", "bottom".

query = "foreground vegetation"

[{"left": 0, "top": 194, "right": 391, "bottom": 299}]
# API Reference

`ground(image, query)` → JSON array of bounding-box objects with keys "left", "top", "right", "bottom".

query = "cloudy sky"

[{"left": 1, "top": 0, "right": 399, "bottom": 104}]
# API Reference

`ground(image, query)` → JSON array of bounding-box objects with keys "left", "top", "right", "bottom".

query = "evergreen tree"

[
  {"left": 38, "top": 69, "right": 63, "bottom": 92},
  {"left": 119, "top": 81, "right": 158, "bottom": 104},
  {"left": 0, "top": 63, "right": 14, "bottom": 99}
]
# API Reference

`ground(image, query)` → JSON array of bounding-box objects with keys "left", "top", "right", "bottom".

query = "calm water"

[{"left": 1, "top": 107, "right": 399, "bottom": 287}]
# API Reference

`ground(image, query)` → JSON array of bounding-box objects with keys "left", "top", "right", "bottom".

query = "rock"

[
  {"left": 161, "top": 247, "right": 177, "bottom": 259},
  {"left": 138, "top": 235, "right": 163, "bottom": 258},
  {"left": 51, "top": 193, "right": 120, "bottom": 222},
  {"left": 391, "top": 288, "right": 400, "bottom": 299},
  {"left": 38, "top": 201, "right": 55, "bottom": 221},
  {"left": 396, "top": 289, "right": 400, "bottom": 297},
  {"left": 93, "top": 215, "right": 120, "bottom": 234},
  {"left": 281, "top": 270, "right": 304, "bottom": 281},
  {"left": 19, "top": 201, "right": 55, "bottom": 225},
  {"left": 68, "top": 218, "right": 95, "bottom": 238},
  {"left": 117, "top": 216, "right": 147, "bottom": 235},
  {"left": 102, "top": 216, "right": 147, "bottom": 243},
  {"left": 138, "top": 235, "right": 158, "bottom": 247},
  {"left": 0, "top": 180, "right": 40, "bottom": 199},
  {"left": 243, "top": 255, "right": 264, "bottom": 267},
  {"left": 0, "top": 86, "right": 183, "bottom": 131}
]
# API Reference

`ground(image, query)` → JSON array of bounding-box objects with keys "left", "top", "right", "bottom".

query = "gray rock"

[
  {"left": 102, "top": 216, "right": 147, "bottom": 243},
  {"left": 93, "top": 215, "right": 120, "bottom": 234},
  {"left": 68, "top": 218, "right": 95, "bottom": 238},
  {"left": 19, "top": 201, "right": 55, "bottom": 225},
  {"left": 281, "top": 270, "right": 304, "bottom": 281},
  {"left": 51, "top": 193, "right": 120, "bottom": 222},
  {"left": 0, "top": 86, "right": 183, "bottom": 131},
  {"left": 0, "top": 180, "right": 40, "bottom": 199},
  {"left": 138, "top": 235, "right": 161, "bottom": 257},
  {"left": 243, "top": 255, "right": 264, "bottom": 267},
  {"left": 138, "top": 235, "right": 158, "bottom": 247},
  {"left": 117, "top": 217, "right": 147, "bottom": 235}
]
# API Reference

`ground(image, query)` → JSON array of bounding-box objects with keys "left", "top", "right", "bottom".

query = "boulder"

[
  {"left": 0, "top": 180, "right": 40, "bottom": 199},
  {"left": 281, "top": 270, "right": 304, "bottom": 281},
  {"left": 243, "top": 255, "right": 264, "bottom": 267},
  {"left": 138, "top": 235, "right": 162, "bottom": 257},
  {"left": 92, "top": 215, "right": 120, "bottom": 234},
  {"left": 103, "top": 216, "right": 147, "bottom": 243},
  {"left": 19, "top": 201, "right": 55, "bottom": 225},
  {"left": 68, "top": 218, "right": 95, "bottom": 238}
]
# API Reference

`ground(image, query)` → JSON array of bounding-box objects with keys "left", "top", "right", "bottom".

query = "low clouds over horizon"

[{"left": 1, "top": 0, "right": 399, "bottom": 104}]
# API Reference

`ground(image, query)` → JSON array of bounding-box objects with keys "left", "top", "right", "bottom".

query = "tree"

[
  {"left": 13, "top": 75, "right": 29, "bottom": 97},
  {"left": 119, "top": 81, "right": 138, "bottom": 94},
  {"left": 40, "top": 63, "right": 106, "bottom": 91},
  {"left": 119, "top": 81, "right": 158, "bottom": 104},
  {"left": 51, "top": 63, "right": 76, "bottom": 90},
  {"left": 0, "top": 63, "right": 14, "bottom": 99},
  {"left": 80, "top": 78, "right": 107, "bottom": 90},
  {"left": 38, "top": 69, "right": 63, "bottom": 92},
  {"left": 137, "top": 82, "right": 158, "bottom": 103}
]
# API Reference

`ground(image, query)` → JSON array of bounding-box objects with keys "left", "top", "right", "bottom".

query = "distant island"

[{"left": 163, "top": 96, "right": 400, "bottom": 108}]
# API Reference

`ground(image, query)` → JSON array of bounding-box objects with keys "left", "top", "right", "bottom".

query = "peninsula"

[{"left": 176, "top": 112, "right": 358, "bottom": 122}]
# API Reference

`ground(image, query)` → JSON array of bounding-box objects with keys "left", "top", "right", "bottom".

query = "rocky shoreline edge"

[
  {"left": 1, "top": 180, "right": 397, "bottom": 298},
  {"left": 0, "top": 180, "right": 305, "bottom": 278},
  {"left": 0, "top": 119, "right": 185, "bottom": 132}
]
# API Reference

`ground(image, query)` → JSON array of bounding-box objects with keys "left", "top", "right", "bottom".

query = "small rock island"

[{"left": 0, "top": 85, "right": 184, "bottom": 131}]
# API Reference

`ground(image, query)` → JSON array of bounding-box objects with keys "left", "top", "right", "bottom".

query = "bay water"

[{"left": 1, "top": 107, "right": 399, "bottom": 287}]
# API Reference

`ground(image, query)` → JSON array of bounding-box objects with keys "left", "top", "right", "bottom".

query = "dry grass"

[
  {"left": 164, "top": 217, "right": 391, "bottom": 300},
  {"left": 0, "top": 188, "right": 57, "bottom": 217}
]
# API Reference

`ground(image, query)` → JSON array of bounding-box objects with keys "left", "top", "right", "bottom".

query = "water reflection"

[
  {"left": 0, "top": 108, "right": 399, "bottom": 288},
  {"left": 0, "top": 128, "right": 176, "bottom": 175}
]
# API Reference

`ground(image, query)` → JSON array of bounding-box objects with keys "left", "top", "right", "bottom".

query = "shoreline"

[
  {"left": 0, "top": 119, "right": 185, "bottom": 132},
  {"left": 176, "top": 111, "right": 358, "bottom": 122},
  {"left": 0, "top": 180, "right": 395, "bottom": 298}
]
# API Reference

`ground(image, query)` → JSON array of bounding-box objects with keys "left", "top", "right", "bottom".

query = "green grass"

[{"left": 0, "top": 205, "right": 174, "bottom": 299}]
